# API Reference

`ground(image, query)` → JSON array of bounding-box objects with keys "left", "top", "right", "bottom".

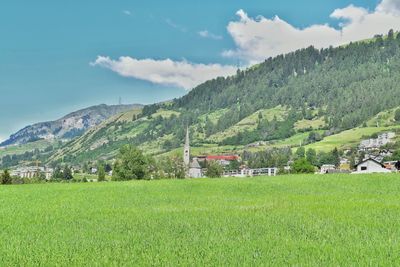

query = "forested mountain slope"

[{"left": 4, "top": 32, "right": 400, "bottom": 167}]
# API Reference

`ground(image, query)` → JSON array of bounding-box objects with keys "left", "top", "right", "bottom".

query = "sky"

[{"left": 2, "top": 0, "right": 400, "bottom": 141}]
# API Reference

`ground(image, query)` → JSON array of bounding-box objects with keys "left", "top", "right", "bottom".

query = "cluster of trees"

[
  {"left": 52, "top": 166, "right": 74, "bottom": 180},
  {"left": 242, "top": 146, "right": 342, "bottom": 174},
  {"left": 0, "top": 145, "right": 55, "bottom": 169},
  {"left": 112, "top": 145, "right": 187, "bottom": 180}
]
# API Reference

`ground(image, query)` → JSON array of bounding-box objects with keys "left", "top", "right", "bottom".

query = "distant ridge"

[{"left": 0, "top": 104, "right": 143, "bottom": 147}]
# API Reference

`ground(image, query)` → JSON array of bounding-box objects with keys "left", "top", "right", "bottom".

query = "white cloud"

[
  {"left": 91, "top": 56, "right": 237, "bottom": 90},
  {"left": 377, "top": 0, "right": 400, "bottom": 15},
  {"left": 198, "top": 30, "right": 223, "bottom": 40},
  {"left": 123, "top": 10, "right": 132, "bottom": 16},
  {"left": 224, "top": 0, "right": 400, "bottom": 63}
]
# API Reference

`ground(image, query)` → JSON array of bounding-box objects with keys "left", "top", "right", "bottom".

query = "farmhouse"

[{"left": 352, "top": 158, "right": 391, "bottom": 174}]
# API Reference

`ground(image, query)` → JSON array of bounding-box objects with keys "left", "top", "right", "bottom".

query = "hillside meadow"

[{"left": 1, "top": 174, "right": 400, "bottom": 266}]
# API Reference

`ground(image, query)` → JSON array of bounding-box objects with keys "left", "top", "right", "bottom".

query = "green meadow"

[{"left": 1, "top": 174, "right": 400, "bottom": 266}]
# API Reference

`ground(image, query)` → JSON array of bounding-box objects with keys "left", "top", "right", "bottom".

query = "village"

[{"left": 8, "top": 129, "right": 400, "bottom": 181}]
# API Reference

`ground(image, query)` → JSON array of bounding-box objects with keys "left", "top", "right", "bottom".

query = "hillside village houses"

[
  {"left": 359, "top": 132, "right": 395, "bottom": 151},
  {"left": 183, "top": 128, "right": 277, "bottom": 178},
  {"left": 11, "top": 166, "right": 53, "bottom": 180}
]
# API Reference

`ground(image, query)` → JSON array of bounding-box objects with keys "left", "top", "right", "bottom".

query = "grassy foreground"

[{"left": 1, "top": 174, "right": 400, "bottom": 266}]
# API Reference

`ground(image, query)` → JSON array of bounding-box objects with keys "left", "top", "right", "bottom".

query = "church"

[{"left": 183, "top": 127, "right": 203, "bottom": 178}]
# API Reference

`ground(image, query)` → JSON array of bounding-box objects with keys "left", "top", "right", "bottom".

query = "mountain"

[
  {"left": 44, "top": 31, "right": 400, "bottom": 165},
  {"left": 3, "top": 31, "right": 400, "bottom": 168},
  {"left": 0, "top": 104, "right": 143, "bottom": 147}
]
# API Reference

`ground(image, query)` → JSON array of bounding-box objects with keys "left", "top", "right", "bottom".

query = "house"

[
  {"left": 352, "top": 158, "right": 391, "bottom": 174},
  {"left": 383, "top": 161, "right": 400, "bottom": 171},
  {"left": 90, "top": 167, "right": 98, "bottom": 174},
  {"left": 320, "top": 164, "right": 336, "bottom": 174},
  {"left": 189, "top": 158, "right": 202, "bottom": 178}
]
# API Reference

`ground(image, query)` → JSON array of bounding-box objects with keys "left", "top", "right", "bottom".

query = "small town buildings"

[
  {"left": 359, "top": 132, "right": 395, "bottom": 150},
  {"left": 223, "top": 167, "right": 278, "bottom": 177},
  {"left": 352, "top": 158, "right": 391, "bottom": 174},
  {"left": 11, "top": 166, "right": 53, "bottom": 180}
]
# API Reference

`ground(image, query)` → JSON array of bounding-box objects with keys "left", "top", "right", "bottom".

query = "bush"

[
  {"left": 98, "top": 165, "right": 106, "bottom": 182},
  {"left": 113, "top": 145, "right": 150, "bottom": 181},
  {"left": 1, "top": 170, "right": 12, "bottom": 185},
  {"left": 395, "top": 109, "right": 400, "bottom": 122},
  {"left": 292, "top": 158, "right": 315, "bottom": 174},
  {"left": 206, "top": 161, "right": 223, "bottom": 178}
]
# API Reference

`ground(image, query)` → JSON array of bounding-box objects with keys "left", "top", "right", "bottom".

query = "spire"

[{"left": 183, "top": 127, "right": 190, "bottom": 167}]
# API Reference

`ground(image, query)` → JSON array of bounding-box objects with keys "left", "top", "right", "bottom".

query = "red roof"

[{"left": 206, "top": 155, "right": 239, "bottom": 161}]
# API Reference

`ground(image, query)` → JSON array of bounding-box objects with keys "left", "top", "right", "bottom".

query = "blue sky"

[{"left": 1, "top": 0, "right": 397, "bottom": 141}]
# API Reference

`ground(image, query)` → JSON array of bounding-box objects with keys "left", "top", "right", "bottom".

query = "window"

[{"left": 361, "top": 166, "right": 367, "bottom": 171}]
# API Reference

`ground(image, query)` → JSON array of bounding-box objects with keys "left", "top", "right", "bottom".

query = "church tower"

[{"left": 183, "top": 127, "right": 190, "bottom": 167}]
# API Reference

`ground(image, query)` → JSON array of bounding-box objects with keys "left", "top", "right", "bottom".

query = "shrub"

[
  {"left": 206, "top": 161, "right": 223, "bottom": 178},
  {"left": 1, "top": 170, "right": 12, "bottom": 185},
  {"left": 113, "top": 145, "right": 149, "bottom": 181},
  {"left": 292, "top": 158, "right": 315, "bottom": 174}
]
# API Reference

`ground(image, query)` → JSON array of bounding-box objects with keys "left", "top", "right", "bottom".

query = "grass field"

[{"left": 1, "top": 174, "right": 400, "bottom": 265}]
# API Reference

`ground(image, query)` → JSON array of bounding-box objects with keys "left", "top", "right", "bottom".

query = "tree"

[
  {"left": 306, "top": 148, "right": 317, "bottom": 166},
  {"left": 63, "top": 166, "right": 73, "bottom": 180},
  {"left": 395, "top": 108, "right": 400, "bottom": 122},
  {"left": 98, "top": 165, "right": 106, "bottom": 182},
  {"left": 1, "top": 170, "right": 12, "bottom": 185},
  {"left": 331, "top": 148, "right": 340, "bottom": 167},
  {"left": 227, "top": 160, "right": 240, "bottom": 171},
  {"left": 157, "top": 156, "right": 186, "bottom": 179},
  {"left": 292, "top": 158, "right": 315, "bottom": 174},
  {"left": 206, "top": 161, "right": 223, "bottom": 178},
  {"left": 52, "top": 167, "right": 63, "bottom": 180},
  {"left": 113, "top": 145, "right": 149, "bottom": 181},
  {"left": 388, "top": 29, "right": 394, "bottom": 39},
  {"left": 295, "top": 147, "right": 306, "bottom": 159}
]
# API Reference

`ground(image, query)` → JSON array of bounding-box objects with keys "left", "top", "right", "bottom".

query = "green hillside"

[
  {"left": 1, "top": 174, "right": 400, "bottom": 265},
  {"left": 3, "top": 32, "right": 400, "bottom": 167}
]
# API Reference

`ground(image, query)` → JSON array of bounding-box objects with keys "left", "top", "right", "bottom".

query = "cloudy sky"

[{"left": 1, "top": 0, "right": 400, "bottom": 141}]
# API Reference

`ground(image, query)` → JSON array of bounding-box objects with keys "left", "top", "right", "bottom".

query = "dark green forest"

[{"left": 141, "top": 30, "right": 400, "bottom": 147}]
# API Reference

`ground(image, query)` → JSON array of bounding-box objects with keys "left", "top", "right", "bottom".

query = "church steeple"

[{"left": 183, "top": 126, "right": 190, "bottom": 167}]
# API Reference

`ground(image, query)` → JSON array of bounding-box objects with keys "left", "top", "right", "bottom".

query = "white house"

[
  {"left": 320, "top": 164, "right": 336, "bottom": 174},
  {"left": 352, "top": 158, "right": 391, "bottom": 174},
  {"left": 189, "top": 159, "right": 202, "bottom": 178}
]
